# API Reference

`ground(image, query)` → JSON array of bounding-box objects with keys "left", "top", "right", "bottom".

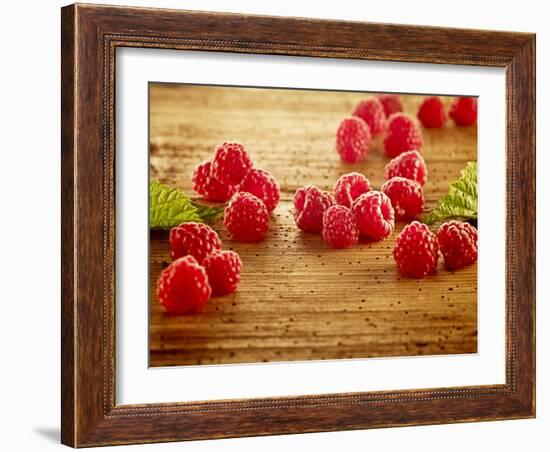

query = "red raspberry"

[
  {"left": 156, "top": 255, "right": 212, "bottom": 315},
  {"left": 293, "top": 185, "right": 335, "bottom": 233},
  {"left": 224, "top": 192, "right": 270, "bottom": 242},
  {"left": 211, "top": 142, "right": 253, "bottom": 185},
  {"left": 333, "top": 172, "right": 372, "bottom": 208},
  {"left": 238, "top": 168, "right": 280, "bottom": 213},
  {"left": 385, "top": 150, "right": 428, "bottom": 186},
  {"left": 203, "top": 250, "right": 243, "bottom": 296},
  {"left": 393, "top": 221, "right": 439, "bottom": 278},
  {"left": 335, "top": 117, "right": 372, "bottom": 163},
  {"left": 352, "top": 97, "right": 386, "bottom": 136},
  {"left": 437, "top": 221, "right": 478, "bottom": 270},
  {"left": 192, "top": 160, "right": 238, "bottom": 202},
  {"left": 417, "top": 96, "right": 448, "bottom": 128},
  {"left": 322, "top": 205, "right": 359, "bottom": 249},
  {"left": 378, "top": 94, "right": 404, "bottom": 118},
  {"left": 449, "top": 97, "right": 478, "bottom": 126},
  {"left": 169, "top": 222, "right": 221, "bottom": 264},
  {"left": 381, "top": 177, "right": 424, "bottom": 220},
  {"left": 351, "top": 191, "right": 395, "bottom": 241},
  {"left": 383, "top": 113, "right": 423, "bottom": 158}
]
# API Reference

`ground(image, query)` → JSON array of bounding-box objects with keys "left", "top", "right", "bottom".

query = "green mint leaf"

[
  {"left": 423, "top": 162, "right": 478, "bottom": 225},
  {"left": 149, "top": 180, "right": 203, "bottom": 229},
  {"left": 149, "top": 180, "right": 225, "bottom": 229}
]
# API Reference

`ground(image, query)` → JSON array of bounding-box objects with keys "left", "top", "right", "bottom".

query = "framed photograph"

[{"left": 61, "top": 3, "right": 536, "bottom": 447}]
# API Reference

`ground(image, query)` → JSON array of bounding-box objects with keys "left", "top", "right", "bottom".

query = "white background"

[{"left": 0, "top": 0, "right": 546, "bottom": 451}]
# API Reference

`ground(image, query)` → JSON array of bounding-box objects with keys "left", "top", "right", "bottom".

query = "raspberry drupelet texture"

[
  {"left": 385, "top": 150, "right": 428, "bottom": 186},
  {"left": 238, "top": 167, "right": 281, "bottom": 213},
  {"left": 224, "top": 192, "right": 270, "bottom": 242},
  {"left": 437, "top": 221, "right": 478, "bottom": 270},
  {"left": 335, "top": 117, "right": 372, "bottom": 163},
  {"left": 192, "top": 160, "right": 238, "bottom": 202},
  {"left": 381, "top": 177, "right": 425, "bottom": 220},
  {"left": 417, "top": 96, "right": 448, "bottom": 128},
  {"left": 333, "top": 172, "right": 372, "bottom": 208},
  {"left": 203, "top": 250, "right": 243, "bottom": 296},
  {"left": 352, "top": 97, "right": 386, "bottom": 136},
  {"left": 377, "top": 94, "right": 404, "bottom": 118},
  {"left": 293, "top": 185, "right": 336, "bottom": 233},
  {"left": 211, "top": 142, "right": 253, "bottom": 185},
  {"left": 169, "top": 222, "right": 222, "bottom": 264},
  {"left": 449, "top": 97, "right": 478, "bottom": 126},
  {"left": 393, "top": 221, "right": 439, "bottom": 278},
  {"left": 351, "top": 191, "right": 395, "bottom": 241},
  {"left": 322, "top": 205, "right": 359, "bottom": 249},
  {"left": 383, "top": 113, "right": 423, "bottom": 158},
  {"left": 156, "top": 255, "right": 212, "bottom": 315}
]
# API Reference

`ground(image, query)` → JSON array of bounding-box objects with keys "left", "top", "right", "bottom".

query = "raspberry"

[
  {"left": 449, "top": 97, "right": 478, "bottom": 126},
  {"left": 224, "top": 192, "right": 270, "bottom": 242},
  {"left": 156, "top": 255, "right": 212, "bottom": 315},
  {"left": 378, "top": 94, "right": 404, "bottom": 118},
  {"left": 293, "top": 185, "right": 335, "bottom": 233},
  {"left": 437, "top": 221, "right": 478, "bottom": 270},
  {"left": 417, "top": 96, "right": 448, "bottom": 128},
  {"left": 322, "top": 205, "right": 359, "bottom": 249},
  {"left": 211, "top": 142, "right": 253, "bottom": 185},
  {"left": 381, "top": 177, "right": 424, "bottom": 220},
  {"left": 335, "top": 117, "right": 372, "bottom": 163},
  {"left": 393, "top": 221, "right": 439, "bottom": 278},
  {"left": 192, "top": 160, "right": 238, "bottom": 202},
  {"left": 203, "top": 250, "right": 243, "bottom": 296},
  {"left": 351, "top": 191, "right": 395, "bottom": 241},
  {"left": 169, "top": 222, "right": 221, "bottom": 264},
  {"left": 238, "top": 167, "right": 280, "bottom": 212},
  {"left": 352, "top": 97, "right": 386, "bottom": 136},
  {"left": 383, "top": 113, "right": 423, "bottom": 158},
  {"left": 385, "top": 150, "right": 428, "bottom": 186},
  {"left": 333, "top": 172, "right": 372, "bottom": 208}
]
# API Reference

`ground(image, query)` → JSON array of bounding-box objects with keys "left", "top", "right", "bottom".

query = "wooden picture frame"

[{"left": 61, "top": 3, "right": 535, "bottom": 447}]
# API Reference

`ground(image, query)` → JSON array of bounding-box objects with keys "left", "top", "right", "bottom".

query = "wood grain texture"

[
  {"left": 60, "top": 5, "right": 76, "bottom": 446},
  {"left": 149, "top": 85, "right": 477, "bottom": 367},
  {"left": 61, "top": 4, "right": 535, "bottom": 447}
]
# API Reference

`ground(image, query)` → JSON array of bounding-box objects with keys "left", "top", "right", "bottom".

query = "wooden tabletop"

[{"left": 149, "top": 84, "right": 477, "bottom": 367}]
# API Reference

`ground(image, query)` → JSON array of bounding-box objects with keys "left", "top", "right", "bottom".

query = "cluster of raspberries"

[
  {"left": 156, "top": 223, "right": 243, "bottom": 315},
  {"left": 394, "top": 220, "right": 478, "bottom": 278},
  {"left": 293, "top": 167, "right": 477, "bottom": 277},
  {"left": 336, "top": 94, "right": 422, "bottom": 162},
  {"left": 336, "top": 94, "right": 477, "bottom": 163},
  {"left": 307, "top": 91, "right": 478, "bottom": 277},
  {"left": 417, "top": 96, "right": 478, "bottom": 129},
  {"left": 158, "top": 142, "right": 285, "bottom": 315},
  {"left": 193, "top": 141, "right": 281, "bottom": 243},
  {"left": 293, "top": 151, "right": 427, "bottom": 250}
]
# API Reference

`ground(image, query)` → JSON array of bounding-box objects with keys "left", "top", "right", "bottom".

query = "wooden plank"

[{"left": 149, "top": 84, "right": 477, "bottom": 367}]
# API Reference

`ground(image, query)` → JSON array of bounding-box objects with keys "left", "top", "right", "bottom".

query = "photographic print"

[{"left": 148, "top": 84, "right": 478, "bottom": 367}]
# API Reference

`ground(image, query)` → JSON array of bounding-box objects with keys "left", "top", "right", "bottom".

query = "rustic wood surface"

[{"left": 149, "top": 84, "right": 478, "bottom": 367}]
